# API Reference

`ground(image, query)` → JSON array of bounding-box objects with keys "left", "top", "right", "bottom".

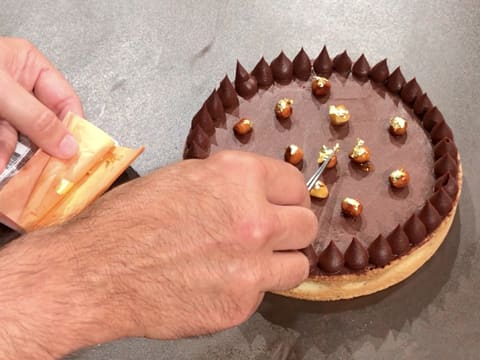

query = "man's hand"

[
  {"left": 0, "top": 151, "right": 317, "bottom": 358},
  {"left": 0, "top": 37, "right": 83, "bottom": 172}
]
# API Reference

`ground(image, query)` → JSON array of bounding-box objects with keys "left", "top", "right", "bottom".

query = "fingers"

[
  {"left": 10, "top": 39, "right": 84, "bottom": 119},
  {"left": 32, "top": 57, "right": 84, "bottom": 119},
  {"left": 0, "top": 120, "right": 18, "bottom": 172},
  {"left": 0, "top": 69, "right": 78, "bottom": 160},
  {"left": 262, "top": 251, "right": 309, "bottom": 292},
  {"left": 268, "top": 205, "right": 318, "bottom": 251},
  {"left": 211, "top": 151, "right": 310, "bottom": 208},
  {"left": 256, "top": 156, "right": 310, "bottom": 208}
]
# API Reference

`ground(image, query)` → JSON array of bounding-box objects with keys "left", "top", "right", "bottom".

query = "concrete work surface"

[{"left": 1, "top": 1, "right": 479, "bottom": 359}]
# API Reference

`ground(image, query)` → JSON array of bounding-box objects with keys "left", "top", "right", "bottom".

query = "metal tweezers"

[{"left": 306, "top": 152, "right": 334, "bottom": 191}]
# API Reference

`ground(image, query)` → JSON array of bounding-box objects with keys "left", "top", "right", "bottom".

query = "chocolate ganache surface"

[
  {"left": 210, "top": 74, "right": 434, "bottom": 266},
  {"left": 184, "top": 48, "right": 459, "bottom": 275}
]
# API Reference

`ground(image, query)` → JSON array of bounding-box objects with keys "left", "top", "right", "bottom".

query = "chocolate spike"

[
  {"left": 369, "top": 235, "right": 394, "bottom": 267},
  {"left": 400, "top": 78, "right": 422, "bottom": 104},
  {"left": 345, "top": 237, "right": 369, "bottom": 270},
  {"left": 270, "top": 51, "right": 293, "bottom": 84},
  {"left": 423, "top": 107, "right": 445, "bottom": 132},
  {"left": 206, "top": 89, "right": 226, "bottom": 126},
  {"left": 434, "top": 138, "right": 458, "bottom": 159},
  {"left": 218, "top": 75, "right": 239, "bottom": 111},
  {"left": 333, "top": 50, "right": 352, "bottom": 76},
  {"left": 318, "top": 241, "right": 344, "bottom": 273},
  {"left": 352, "top": 54, "right": 370, "bottom": 80},
  {"left": 385, "top": 67, "right": 406, "bottom": 93},
  {"left": 431, "top": 121, "right": 454, "bottom": 144},
  {"left": 235, "top": 61, "right": 249, "bottom": 83},
  {"left": 292, "top": 48, "right": 312, "bottom": 81},
  {"left": 386, "top": 225, "right": 411, "bottom": 256},
  {"left": 368, "top": 59, "right": 389, "bottom": 83},
  {"left": 434, "top": 153, "right": 458, "bottom": 178},
  {"left": 252, "top": 57, "right": 274, "bottom": 88},
  {"left": 313, "top": 46, "right": 333, "bottom": 77},
  {"left": 403, "top": 214, "right": 428, "bottom": 245},
  {"left": 418, "top": 201, "right": 442, "bottom": 233},
  {"left": 413, "top": 93, "right": 433, "bottom": 116},
  {"left": 186, "top": 124, "right": 210, "bottom": 149},
  {"left": 235, "top": 62, "right": 258, "bottom": 99},
  {"left": 191, "top": 104, "right": 215, "bottom": 136},
  {"left": 430, "top": 188, "right": 454, "bottom": 216},
  {"left": 183, "top": 141, "right": 209, "bottom": 159},
  {"left": 435, "top": 173, "right": 459, "bottom": 198},
  {"left": 302, "top": 245, "right": 319, "bottom": 273}
]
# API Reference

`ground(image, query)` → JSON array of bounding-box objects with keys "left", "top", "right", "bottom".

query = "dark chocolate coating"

[
  {"left": 418, "top": 201, "right": 442, "bottom": 233},
  {"left": 352, "top": 54, "right": 370, "bottom": 79},
  {"left": 403, "top": 214, "right": 428, "bottom": 245},
  {"left": 218, "top": 75, "right": 239, "bottom": 111},
  {"left": 430, "top": 188, "right": 454, "bottom": 216},
  {"left": 386, "top": 224, "right": 411, "bottom": 256},
  {"left": 431, "top": 121, "right": 454, "bottom": 144},
  {"left": 434, "top": 138, "right": 458, "bottom": 159},
  {"left": 369, "top": 59, "right": 389, "bottom": 83},
  {"left": 400, "top": 78, "right": 422, "bottom": 104},
  {"left": 333, "top": 50, "right": 352, "bottom": 76},
  {"left": 318, "top": 241, "right": 344, "bottom": 273},
  {"left": 186, "top": 124, "right": 210, "bottom": 149},
  {"left": 369, "top": 235, "right": 394, "bottom": 267},
  {"left": 434, "top": 153, "right": 458, "bottom": 178},
  {"left": 435, "top": 173, "right": 459, "bottom": 198},
  {"left": 423, "top": 107, "right": 445, "bottom": 132},
  {"left": 345, "top": 237, "right": 369, "bottom": 270},
  {"left": 184, "top": 141, "right": 209, "bottom": 159},
  {"left": 270, "top": 51, "right": 293, "bottom": 84},
  {"left": 252, "top": 57, "right": 274, "bottom": 88},
  {"left": 413, "top": 93, "right": 433, "bottom": 116},
  {"left": 191, "top": 104, "right": 215, "bottom": 136},
  {"left": 313, "top": 46, "right": 333, "bottom": 77},
  {"left": 386, "top": 67, "right": 406, "bottom": 93},
  {"left": 292, "top": 48, "right": 312, "bottom": 81},
  {"left": 235, "top": 61, "right": 258, "bottom": 99},
  {"left": 206, "top": 89, "right": 226, "bottom": 126}
]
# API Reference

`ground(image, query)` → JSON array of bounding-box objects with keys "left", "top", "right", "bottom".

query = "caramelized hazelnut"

[
  {"left": 389, "top": 168, "right": 410, "bottom": 188},
  {"left": 312, "top": 76, "right": 331, "bottom": 97},
  {"left": 284, "top": 144, "right": 303, "bottom": 165},
  {"left": 389, "top": 116, "right": 408, "bottom": 136},
  {"left": 341, "top": 197, "right": 363, "bottom": 217},
  {"left": 317, "top": 143, "right": 340, "bottom": 168},
  {"left": 329, "top": 105, "right": 350, "bottom": 125},
  {"left": 233, "top": 117, "right": 253, "bottom": 135},
  {"left": 275, "top": 98, "right": 294, "bottom": 120},
  {"left": 349, "top": 138, "right": 371, "bottom": 164},
  {"left": 310, "top": 180, "right": 329, "bottom": 199}
]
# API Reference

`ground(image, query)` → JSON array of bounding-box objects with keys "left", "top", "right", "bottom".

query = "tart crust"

[{"left": 275, "top": 162, "right": 462, "bottom": 301}]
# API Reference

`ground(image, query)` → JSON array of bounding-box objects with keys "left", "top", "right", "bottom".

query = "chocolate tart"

[{"left": 184, "top": 47, "right": 462, "bottom": 301}]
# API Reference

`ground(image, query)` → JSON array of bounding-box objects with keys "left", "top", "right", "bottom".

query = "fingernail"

[{"left": 58, "top": 134, "right": 79, "bottom": 158}]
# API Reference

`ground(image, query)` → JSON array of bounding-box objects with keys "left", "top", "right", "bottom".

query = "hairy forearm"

[{"left": 0, "top": 224, "right": 133, "bottom": 359}]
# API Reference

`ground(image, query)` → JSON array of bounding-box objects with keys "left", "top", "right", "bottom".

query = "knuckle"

[
  {"left": 239, "top": 213, "right": 277, "bottom": 248},
  {"left": 211, "top": 151, "right": 266, "bottom": 178},
  {"left": 33, "top": 110, "right": 59, "bottom": 135}
]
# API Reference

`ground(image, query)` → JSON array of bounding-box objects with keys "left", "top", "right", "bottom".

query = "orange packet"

[{"left": 0, "top": 113, "right": 143, "bottom": 232}]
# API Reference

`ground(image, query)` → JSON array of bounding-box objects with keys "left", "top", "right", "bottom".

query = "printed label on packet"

[{"left": 0, "top": 136, "right": 36, "bottom": 190}]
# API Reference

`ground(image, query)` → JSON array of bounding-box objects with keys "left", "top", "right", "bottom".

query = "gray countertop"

[{"left": 2, "top": 0, "right": 479, "bottom": 359}]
